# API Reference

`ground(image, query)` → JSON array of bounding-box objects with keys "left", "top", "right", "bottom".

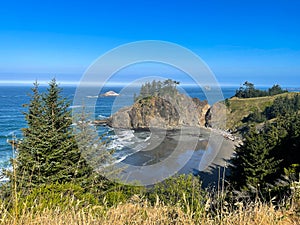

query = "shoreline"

[
  {"left": 205, "top": 126, "right": 243, "bottom": 146},
  {"left": 113, "top": 126, "right": 238, "bottom": 186}
]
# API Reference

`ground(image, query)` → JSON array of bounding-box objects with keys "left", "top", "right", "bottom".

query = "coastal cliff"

[{"left": 107, "top": 94, "right": 210, "bottom": 130}]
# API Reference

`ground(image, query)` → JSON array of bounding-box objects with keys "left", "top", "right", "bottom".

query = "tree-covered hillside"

[
  {"left": 228, "top": 112, "right": 300, "bottom": 199},
  {"left": 235, "top": 81, "right": 287, "bottom": 98}
]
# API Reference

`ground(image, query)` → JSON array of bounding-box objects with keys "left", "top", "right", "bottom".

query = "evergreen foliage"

[
  {"left": 243, "top": 94, "right": 300, "bottom": 123},
  {"left": 73, "top": 106, "right": 113, "bottom": 171},
  {"left": 134, "top": 79, "right": 180, "bottom": 101},
  {"left": 229, "top": 127, "right": 282, "bottom": 194},
  {"left": 229, "top": 113, "right": 300, "bottom": 198},
  {"left": 273, "top": 114, "right": 300, "bottom": 179},
  {"left": 11, "top": 79, "right": 92, "bottom": 190},
  {"left": 72, "top": 106, "right": 117, "bottom": 193},
  {"left": 264, "top": 94, "right": 300, "bottom": 119},
  {"left": 235, "top": 81, "right": 287, "bottom": 98}
]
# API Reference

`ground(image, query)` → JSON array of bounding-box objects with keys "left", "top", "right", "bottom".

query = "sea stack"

[{"left": 101, "top": 91, "right": 119, "bottom": 97}]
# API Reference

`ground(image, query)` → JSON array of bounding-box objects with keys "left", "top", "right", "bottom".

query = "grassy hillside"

[{"left": 224, "top": 92, "right": 300, "bottom": 131}]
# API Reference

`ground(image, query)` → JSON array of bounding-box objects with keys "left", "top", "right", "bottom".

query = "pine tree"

[
  {"left": 150, "top": 80, "right": 157, "bottom": 96},
  {"left": 12, "top": 81, "right": 44, "bottom": 186},
  {"left": 72, "top": 106, "right": 116, "bottom": 192},
  {"left": 274, "top": 114, "right": 300, "bottom": 178},
  {"left": 157, "top": 81, "right": 162, "bottom": 95},
  {"left": 228, "top": 128, "right": 281, "bottom": 194},
  {"left": 73, "top": 106, "right": 113, "bottom": 171},
  {"left": 13, "top": 79, "right": 92, "bottom": 190}
]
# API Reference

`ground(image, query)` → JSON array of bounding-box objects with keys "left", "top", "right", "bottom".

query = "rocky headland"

[
  {"left": 102, "top": 93, "right": 210, "bottom": 130},
  {"left": 93, "top": 80, "right": 238, "bottom": 142}
]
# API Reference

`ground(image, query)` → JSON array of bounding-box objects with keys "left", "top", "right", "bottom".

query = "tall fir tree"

[
  {"left": 228, "top": 127, "right": 281, "bottom": 194},
  {"left": 12, "top": 81, "right": 44, "bottom": 186},
  {"left": 12, "top": 79, "right": 92, "bottom": 191},
  {"left": 273, "top": 114, "right": 300, "bottom": 179},
  {"left": 229, "top": 112, "right": 300, "bottom": 200}
]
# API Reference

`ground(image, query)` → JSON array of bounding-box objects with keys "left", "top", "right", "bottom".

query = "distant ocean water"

[{"left": 0, "top": 85, "right": 238, "bottom": 179}]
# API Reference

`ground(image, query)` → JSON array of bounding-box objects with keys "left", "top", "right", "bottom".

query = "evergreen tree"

[
  {"left": 268, "top": 84, "right": 287, "bottom": 96},
  {"left": 13, "top": 79, "right": 92, "bottom": 190},
  {"left": 72, "top": 106, "right": 116, "bottom": 192},
  {"left": 235, "top": 81, "right": 287, "bottom": 98},
  {"left": 139, "top": 84, "right": 146, "bottom": 98},
  {"left": 73, "top": 106, "right": 113, "bottom": 171},
  {"left": 228, "top": 128, "right": 281, "bottom": 194},
  {"left": 134, "top": 79, "right": 180, "bottom": 101},
  {"left": 156, "top": 80, "right": 162, "bottom": 95},
  {"left": 229, "top": 106, "right": 300, "bottom": 200},
  {"left": 12, "top": 82, "right": 44, "bottom": 186},
  {"left": 274, "top": 114, "right": 300, "bottom": 179},
  {"left": 150, "top": 80, "right": 157, "bottom": 96}
]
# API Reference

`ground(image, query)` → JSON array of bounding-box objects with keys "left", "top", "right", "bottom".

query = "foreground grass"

[
  {"left": 1, "top": 200, "right": 299, "bottom": 225},
  {"left": 1, "top": 176, "right": 299, "bottom": 224}
]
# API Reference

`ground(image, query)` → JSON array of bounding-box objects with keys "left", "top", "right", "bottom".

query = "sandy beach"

[{"left": 112, "top": 126, "right": 238, "bottom": 186}]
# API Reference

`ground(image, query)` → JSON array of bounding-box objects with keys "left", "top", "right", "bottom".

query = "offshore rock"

[
  {"left": 101, "top": 91, "right": 119, "bottom": 97},
  {"left": 106, "top": 94, "right": 210, "bottom": 130}
]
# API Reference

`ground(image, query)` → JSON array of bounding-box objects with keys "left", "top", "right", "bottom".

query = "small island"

[{"left": 101, "top": 90, "right": 119, "bottom": 97}]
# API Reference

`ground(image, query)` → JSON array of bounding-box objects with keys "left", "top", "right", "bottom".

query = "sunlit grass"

[{"left": 0, "top": 200, "right": 298, "bottom": 225}]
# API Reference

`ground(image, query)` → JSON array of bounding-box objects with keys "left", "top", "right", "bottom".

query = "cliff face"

[
  {"left": 205, "top": 102, "right": 227, "bottom": 130},
  {"left": 108, "top": 94, "right": 210, "bottom": 130}
]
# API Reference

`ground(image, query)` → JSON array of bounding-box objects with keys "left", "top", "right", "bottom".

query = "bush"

[
  {"left": 147, "top": 174, "right": 208, "bottom": 217},
  {"left": 104, "top": 191, "right": 128, "bottom": 206},
  {"left": 103, "top": 184, "right": 145, "bottom": 207},
  {"left": 18, "top": 183, "right": 98, "bottom": 213}
]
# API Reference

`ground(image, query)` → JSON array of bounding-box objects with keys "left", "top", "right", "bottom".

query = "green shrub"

[
  {"left": 18, "top": 182, "right": 98, "bottom": 212},
  {"left": 147, "top": 174, "right": 208, "bottom": 217},
  {"left": 103, "top": 184, "right": 145, "bottom": 207},
  {"left": 104, "top": 191, "right": 127, "bottom": 206}
]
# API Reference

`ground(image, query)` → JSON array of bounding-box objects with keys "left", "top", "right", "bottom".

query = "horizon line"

[{"left": 0, "top": 80, "right": 299, "bottom": 88}]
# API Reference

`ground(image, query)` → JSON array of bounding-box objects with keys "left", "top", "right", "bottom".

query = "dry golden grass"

[{"left": 1, "top": 200, "right": 299, "bottom": 225}]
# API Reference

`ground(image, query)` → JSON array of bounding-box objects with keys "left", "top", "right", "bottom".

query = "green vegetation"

[
  {"left": 147, "top": 174, "right": 208, "bottom": 217},
  {"left": 243, "top": 94, "right": 300, "bottom": 123},
  {"left": 222, "top": 92, "right": 299, "bottom": 132},
  {"left": 227, "top": 83, "right": 300, "bottom": 199},
  {"left": 134, "top": 79, "right": 180, "bottom": 101},
  {"left": 0, "top": 176, "right": 299, "bottom": 224},
  {"left": 223, "top": 95, "right": 275, "bottom": 131},
  {"left": 229, "top": 113, "right": 300, "bottom": 200},
  {"left": 73, "top": 105, "right": 114, "bottom": 170},
  {"left": 17, "top": 183, "right": 98, "bottom": 212},
  {"left": 6, "top": 80, "right": 93, "bottom": 191},
  {"left": 235, "top": 81, "right": 287, "bottom": 98}
]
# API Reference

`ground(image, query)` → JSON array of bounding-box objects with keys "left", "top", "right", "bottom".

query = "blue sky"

[{"left": 0, "top": 0, "right": 300, "bottom": 86}]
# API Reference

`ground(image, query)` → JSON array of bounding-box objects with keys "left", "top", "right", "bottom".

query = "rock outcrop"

[
  {"left": 205, "top": 102, "right": 227, "bottom": 129},
  {"left": 101, "top": 91, "right": 119, "bottom": 97},
  {"left": 106, "top": 94, "right": 210, "bottom": 130}
]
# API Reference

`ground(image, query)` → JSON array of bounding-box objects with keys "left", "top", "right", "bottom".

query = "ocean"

[{"left": 0, "top": 85, "right": 238, "bottom": 183}]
